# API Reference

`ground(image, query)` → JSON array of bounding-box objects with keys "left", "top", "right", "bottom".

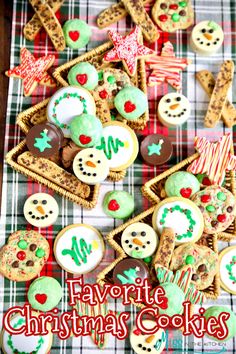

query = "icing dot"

[
  {"left": 217, "top": 192, "right": 226, "bottom": 201},
  {"left": 179, "top": 1, "right": 187, "bottom": 7},
  {"left": 159, "top": 14, "right": 168, "bottom": 22},
  {"left": 17, "top": 251, "right": 26, "bottom": 260},
  {"left": 36, "top": 248, "right": 45, "bottom": 258},
  {"left": 172, "top": 13, "right": 180, "bottom": 22},
  {"left": 169, "top": 4, "right": 178, "bottom": 10},
  {"left": 206, "top": 205, "right": 215, "bottom": 212},
  {"left": 107, "top": 75, "right": 116, "bottom": 84},
  {"left": 185, "top": 255, "right": 195, "bottom": 265},
  {"left": 217, "top": 214, "right": 226, "bottom": 223},
  {"left": 18, "top": 240, "right": 28, "bottom": 250},
  {"left": 201, "top": 194, "right": 211, "bottom": 203}
]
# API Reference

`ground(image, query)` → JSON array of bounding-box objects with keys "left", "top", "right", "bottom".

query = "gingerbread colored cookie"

[
  {"left": 152, "top": 227, "right": 175, "bottom": 268},
  {"left": 63, "top": 19, "right": 92, "bottom": 49},
  {"left": 140, "top": 134, "right": 173, "bottom": 166},
  {"left": 68, "top": 62, "right": 98, "bottom": 90},
  {"left": 170, "top": 243, "right": 218, "bottom": 290},
  {"left": 218, "top": 246, "right": 236, "bottom": 295},
  {"left": 0, "top": 230, "right": 50, "bottom": 282},
  {"left": 191, "top": 185, "right": 236, "bottom": 234},
  {"left": 165, "top": 171, "right": 200, "bottom": 198},
  {"left": 113, "top": 258, "right": 149, "bottom": 285},
  {"left": 70, "top": 114, "right": 103, "bottom": 148},
  {"left": 158, "top": 93, "right": 191, "bottom": 127}
]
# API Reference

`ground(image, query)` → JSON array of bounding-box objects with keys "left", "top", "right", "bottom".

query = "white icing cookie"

[
  {"left": 190, "top": 21, "right": 224, "bottom": 56},
  {"left": 130, "top": 320, "right": 166, "bottom": 354},
  {"left": 121, "top": 222, "right": 159, "bottom": 259},
  {"left": 47, "top": 86, "right": 96, "bottom": 137},
  {"left": 54, "top": 224, "right": 105, "bottom": 274},
  {"left": 1, "top": 313, "right": 53, "bottom": 354},
  {"left": 23, "top": 193, "right": 59, "bottom": 228},
  {"left": 158, "top": 93, "right": 191, "bottom": 128},
  {"left": 152, "top": 197, "right": 204, "bottom": 245},
  {"left": 96, "top": 121, "right": 139, "bottom": 171},
  {"left": 219, "top": 246, "right": 236, "bottom": 295},
  {"left": 73, "top": 148, "right": 109, "bottom": 185}
]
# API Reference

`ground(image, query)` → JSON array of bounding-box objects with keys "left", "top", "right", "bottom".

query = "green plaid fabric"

[{"left": 1, "top": 0, "right": 236, "bottom": 352}]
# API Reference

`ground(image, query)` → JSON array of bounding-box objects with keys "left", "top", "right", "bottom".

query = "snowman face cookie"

[
  {"left": 73, "top": 148, "right": 109, "bottom": 185},
  {"left": 158, "top": 93, "right": 191, "bottom": 128},
  {"left": 121, "top": 222, "right": 159, "bottom": 259},
  {"left": 23, "top": 193, "right": 59, "bottom": 228},
  {"left": 190, "top": 21, "right": 224, "bottom": 55},
  {"left": 130, "top": 320, "right": 166, "bottom": 354}
]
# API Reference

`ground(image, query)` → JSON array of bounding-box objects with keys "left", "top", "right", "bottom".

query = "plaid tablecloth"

[{"left": 1, "top": 0, "right": 236, "bottom": 353}]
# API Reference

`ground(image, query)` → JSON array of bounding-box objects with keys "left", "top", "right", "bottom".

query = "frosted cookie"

[
  {"left": 152, "top": 197, "right": 204, "bottom": 245},
  {"left": 113, "top": 258, "right": 149, "bottom": 285},
  {"left": 23, "top": 193, "right": 59, "bottom": 228},
  {"left": 130, "top": 320, "right": 166, "bottom": 354},
  {"left": 68, "top": 62, "right": 98, "bottom": 90},
  {"left": 170, "top": 243, "right": 218, "bottom": 290},
  {"left": 191, "top": 185, "right": 236, "bottom": 234},
  {"left": 190, "top": 21, "right": 224, "bottom": 55},
  {"left": 165, "top": 172, "right": 200, "bottom": 198},
  {"left": 0, "top": 312, "right": 53, "bottom": 354},
  {"left": 204, "top": 306, "right": 236, "bottom": 341},
  {"left": 63, "top": 19, "right": 92, "bottom": 49},
  {"left": 140, "top": 134, "right": 173, "bottom": 166},
  {"left": 121, "top": 222, "right": 159, "bottom": 259},
  {"left": 102, "top": 190, "right": 134, "bottom": 219},
  {"left": 54, "top": 224, "right": 105, "bottom": 275},
  {"left": 114, "top": 86, "right": 148, "bottom": 120},
  {"left": 28, "top": 276, "right": 62, "bottom": 311},
  {"left": 70, "top": 114, "right": 103, "bottom": 148},
  {"left": 47, "top": 86, "right": 96, "bottom": 137},
  {"left": 73, "top": 148, "right": 109, "bottom": 185},
  {"left": 96, "top": 121, "right": 139, "bottom": 171},
  {"left": 0, "top": 230, "right": 50, "bottom": 282},
  {"left": 158, "top": 93, "right": 191, "bottom": 128},
  {"left": 219, "top": 246, "right": 236, "bottom": 295}
]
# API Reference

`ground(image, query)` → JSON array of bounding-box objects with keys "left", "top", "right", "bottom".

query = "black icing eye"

[
  {"left": 147, "top": 241, "right": 151, "bottom": 245},
  {"left": 93, "top": 173, "right": 97, "bottom": 177},
  {"left": 166, "top": 98, "right": 171, "bottom": 103},
  {"left": 42, "top": 200, "right": 47, "bottom": 205},
  {"left": 131, "top": 231, "right": 137, "bottom": 236},
  {"left": 209, "top": 29, "right": 214, "bottom": 33},
  {"left": 176, "top": 97, "right": 181, "bottom": 102},
  {"left": 141, "top": 231, "right": 146, "bottom": 236},
  {"left": 29, "top": 212, "right": 32, "bottom": 215},
  {"left": 201, "top": 28, "right": 206, "bottom": 33},
  {"left": 33, "top": 200, "right": 38, "bottom": 205},
  {"left": 97, "top": 160, "right": 101, "bottom": 164},
  {"left": 79, "top": 158, "right": 82, "bottom": 162},
  {"left": 49, "top": 211, "right": 53, "bottom": 214},
  {"left": 89, "top": 154, "right": 93, "bottom": 158}
]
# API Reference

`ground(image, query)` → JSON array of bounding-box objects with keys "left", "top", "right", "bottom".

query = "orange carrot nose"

[
  {"left": 36, "top": 205, "right": 45, "bottom": 215},
  {"left": 86, "top": 161, "right": 96, "bottom": 168},
  {"left": 170, "top": 104, "right": 179, "bottom": 110},
  {"left": 204, "top": 33, "right": 212, "bottom": 40},
  {"left": 146, "top": 335, "right": 155, "bottom": 343},
  {"left": 133, "top": 238, "right": 143, "bottom": 246}
]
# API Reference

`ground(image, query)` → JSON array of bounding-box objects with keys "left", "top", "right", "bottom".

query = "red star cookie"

[
  {"left": 5, "top": 47, "right": 56, "bottom": 96},
  {"left": 103, "top": 26, "right": 155, "bottom": 76},
  {"left": 146, "top": 41, "right": 191, "bottom": 90}
]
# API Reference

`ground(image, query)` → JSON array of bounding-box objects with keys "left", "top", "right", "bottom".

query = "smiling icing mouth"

[
  {"left": 164, "top": 109, "right": 187, "bottom": 118},
  {"left": 28, "top": 210, "right": 53, "bottom": 220}
]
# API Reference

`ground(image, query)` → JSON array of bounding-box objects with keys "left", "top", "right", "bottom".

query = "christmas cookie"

[
  {"left": 54, "top": 224, "right": 105, "bottom": 275},
  {"left": 23, "top": 193, "right": 59, "bottom": 228},
  {"left": 102, "top": 190, "right": 135, "bottom": 219},
  {"left": 96, "top": 121, "right": 139, "bottom": 171},
  {"left": 68, "top": 62, "right": 98, "bottom": 90},
  {"left": 170, "top": 243, "right": 218, "bottom": 290},
  {"left": 196, "top": 173, "right": 212, "bottom": 187},
  {"left": 121, "top": 222, "right": 159, "bottom": 259},
  {"left": 152, "top": 197, "right": 204, "bottom": 245},
  {"left": 63, "top": 19, "right": 92, "bottom": 49},
  {"left": 47, "top": 86, "right": 96, "bottom": 137},
  {"left": 158, "top": 93, "right": 191, "bottom": 128},
  {"left": 152, "top": 228, "right": 175, "bottom": 268},
  {"left": 152, "top": 0, "right": 194, "bottom": 32},
  {"left": 190, "top": 21, "right": 224, "bottom": 56},
  {"left": 191, "top": 185, "right": 236, "bottom": 234},
  {"left": 113, "top": 258, "right": 149, "bottom": 285},
  {"left": 219, "top": 246, "right": 236, "bottom": 295},
  {"left": 0, "top": 312, "right": 53, "bottom": 354},
  {"left": 140, "top": 134, "right": 173, "bottom": 166},
  {"left": 204, "top": 306, "right": 236, "bottom": 341},
  {"left": 73, "top": 148, "right": 109, "bottom": 185},
  {"left": 28, "top": 276, "right": 62, "bottom": 311},
  {"left": 26, "top": 122, "right": 63, "bottom": 158},
  {"left": 94, "top": 68, "right": 132, "bottom": 109},
  {"left": 114, "top": 86, "right": 148, "bottom": 120},
  {"left": 70, "top": 114, "right": 103, "bottom": 148},
  {"left": 165, "top": 172, "right": 200, "bottom": 198},
  {"left": 130, "top": 320, "right": 166, "bottom": 354},
  {"left": 0, "top": 230, "right": 50, "bottom": 282}
]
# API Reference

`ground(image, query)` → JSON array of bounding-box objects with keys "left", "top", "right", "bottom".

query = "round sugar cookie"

[
  {"left": 63, "top": 19, "right": 92, "bottom": 49},
  {"left": 0, "top": 312, "right": 53, "bottom": 354},
  {"left": 68, "top": 62, "right": 98, "bottom": 90},
  {"left": 102, "top": 190, "right": 135, "bottom": 219},
  {"left": 54, "top": 224, "right": 105, "bottom": 275},
  {"left": 219, "top": 246, "right": 236, "bottom": 295},
  {"left": 96, "top": 121, "right": 139, "bottom": 171},
  {"left": 70, "top": 114, "right": 103, "bottom": 148},
  {"left": 165, "top": 171, "right": 200, "bottom": 198},
  {"left": 152, "top": 197, "right": 204, "bottom": 245},
  {"left": 47, "top": 86, "right": 96, "bottom": 137}
]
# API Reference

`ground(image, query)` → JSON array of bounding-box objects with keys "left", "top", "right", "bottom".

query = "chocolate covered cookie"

[{"left": 140, "top": 134, "right": 173, "bottom": 166}]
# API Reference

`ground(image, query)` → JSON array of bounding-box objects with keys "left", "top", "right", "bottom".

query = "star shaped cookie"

[
  {"left": 5, "top": 47, "right": 56, "bottom": 96},
  {"left": 103, "top": 26, "right": 155, "bottom": 76}
]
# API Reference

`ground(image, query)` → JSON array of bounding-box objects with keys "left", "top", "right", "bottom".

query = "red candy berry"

[
  {"left": 69, "top": 31, "right": 80, "bottom": 41},
  {"left": 108, "top": 199, "right": 120, "bottom": 211},
  {"left": 201, "top": 194, "right": 211, "bottom": 203},
  {"left": 202, "top": 177, "right": 212, "bottom": 186},
  {"left": 180, "top": 187, "right": 192, "bottom": 198},
  {"left": 17, "top": 251, "right": 26, "bottom": 260},
  {"left": 79, "top": 135, "right": 92, "bottom": 145},
  {"left": 169, "top": 4, "right": 178, "bottom": 9},
  {"left": 124, "top": 101, "right": 136, "bottom": 113},
  {"left": 99, "top": 89, "right": 108, "bottom": 99},
  {"left": 217, "top": 214, "right": 226, "bottom": 223},
  {"left": 76, "top": 74, "right": 88, "bottom": 85},
  {"left": 159, "top": 14, "right": 168, "bottom": 22}
]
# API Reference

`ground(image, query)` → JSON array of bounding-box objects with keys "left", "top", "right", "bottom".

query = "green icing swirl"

[
  {"left": 62, "top": 237, "right": 92, "bottom": 266},
  {"left": 96, "top": 136, "right": 124, "bottom": 160}
]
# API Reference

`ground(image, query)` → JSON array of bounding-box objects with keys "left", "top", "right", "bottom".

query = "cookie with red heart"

[
  {"left": 63, "top": 19, "right": 92, "bottom": 49},
  {"left": 68, "top": 62, "right": 99, "bottom": 90},
  {"left": 70, "top": 114, "right": 103, "bottom": 148},
  {"left": 0, "top": 230, "right": 50, "bottom": 282},
  {"left": 165, "top": 171, "right": 200, "bottom": 198},
  {"left": 102, "top": 190, "right": 135, "bottom": 219}
]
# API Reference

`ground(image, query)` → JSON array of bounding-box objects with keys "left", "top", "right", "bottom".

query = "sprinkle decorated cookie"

[
  {"left": 165, "top": 172, "right": 200, "bottom": 198},
  {"left": 70, "top": 114, "right": 103, "bottom": 148},
  {"left": 219, "top": 246, "right": 236, "bottom": 295},
  {"left": 140, "top": 134, "right": 173, "bottom": 166},
  {"left": 63, "top": 19, "right": 92, "bottom": 49},
  {"left": 152, "top": 197, "right": 204, "bottom": 245},
  {"left": 96, "top": 121, "right": 139, "bottom": 171},
  {"left": 0, "top": 230, "right": 50, "bottom": 282},
  {"left": 121, "top": 222, "right": 159, "bottom": 259},
  {"left": 68, "top": 62, "right": 98, "bottom": 90},
  {"left": 157, "top": 93, "right": 191, "bottom": 127},
  {"left": 102, "top": 190, "right": 135, "bottom": 219},
  {"left": 0, "top": 313, "right": 53, "bottom": 354},
  {"left": 190, "top": 21, "right": 224, "bottom": 56},
  {"left": 113, "top": 258, "right": 149, "bottom": 285},
  {"left": 47, "top": 86, "right": 96, "bottom": 137},
  {"left": 191, "top": 185, "right": 236, "bottom": 234},
  {"left": 28, "top": 276, "right": 63, "bottom": 312},
  {"left": 54, "top": 224, "right": 105, "bottom": 275}
]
